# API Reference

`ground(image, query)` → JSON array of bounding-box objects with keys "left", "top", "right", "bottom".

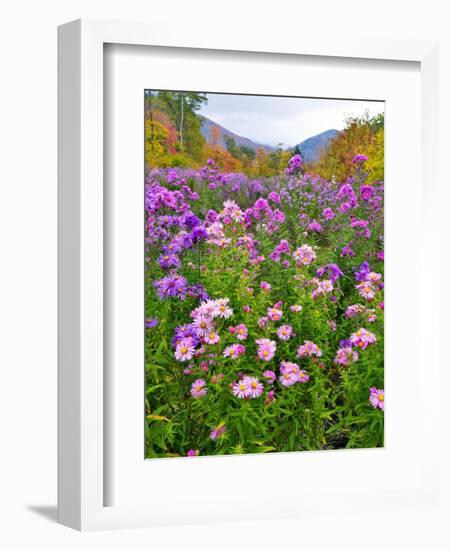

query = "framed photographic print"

[
  {"left": 143, "top": 90, "right": 385, "bottom": 460},
  {"left": 58, "top": 18, "right": 440, "bottom": 530}
]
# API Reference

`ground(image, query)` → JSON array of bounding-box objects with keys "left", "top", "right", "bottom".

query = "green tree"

[{"left": 154, "top": 91, "right": 208, "bottom": 161}]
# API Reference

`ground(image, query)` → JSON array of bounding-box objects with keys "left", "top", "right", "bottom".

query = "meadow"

[{"left": 144, "top": 149, "right": 384, "bottom": 458}]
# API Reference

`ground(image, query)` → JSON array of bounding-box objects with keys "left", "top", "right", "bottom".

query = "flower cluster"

[
  {"left": 232, "top": 376, "right": 264, "bottom": 399},
  {"left": 146, "top": 150, "right": 384, "bottom": 458}
]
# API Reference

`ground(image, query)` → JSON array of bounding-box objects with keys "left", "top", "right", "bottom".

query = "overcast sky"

[{"left": 199, "top": 93, "right": 384, "bottom": 148}]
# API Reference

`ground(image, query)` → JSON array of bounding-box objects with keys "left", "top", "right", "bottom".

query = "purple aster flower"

[
  {"left": 316, "top": 263, "right": 343, "bottom": 283},
  {"left": 153, "top": 273, "right": 188, "bottom": 300},
  {"left": 352, "top": 154, "right": 368, "bottom": 164},
  {"left": 157, "top": 253, "right": 181, "bottom": 270},
  {"left": 183, "top": 213, "right": 201, "bottom": 229},
  {"left": 285, "top": 154, "right": 303, "bottom": 175},
  {"left": 322, "top": 207, "right": 335, "bottom": 220},
  {"left": 354, "top": 262, "right": 371, "bottom": 282},
  {"left": 205, "top": 209, "right": 218, "bottom": 223},
  {"left": 268, "top": 191, "right": 281, "bottom": 203},
  {"left": 173, "top": 323, "right": 200, "bottom": 348},
  {"left": 191, "top": 225, "right": 208, "bottom": 243},
  {"left": 360, "top": 185, "right": 374, "bottom": 201},
  {"left": 308, "top": 219, "right": 323, "bottom": 233}
]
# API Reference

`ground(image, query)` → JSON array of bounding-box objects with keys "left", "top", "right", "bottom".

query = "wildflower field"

[{"left": 145, "top": 93, "right": 384, "bottom": 459}]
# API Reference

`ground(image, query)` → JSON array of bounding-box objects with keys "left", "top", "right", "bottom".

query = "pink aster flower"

[
  {"left": 244, "top": 376, "right": 264, "bottom": 398},
  {"left": 204, "top": 331, "right": 220, "bottom": 345},
  {"left": 350, "top": 328, "right": 377, "bottom": 350},
  {"left": 187, "top": 449, "right": 199, "bottom": 457},
  {"left": 297, "top": 370, "right": 310, "bottom": 383},
  {"left": 265, "top": 389, "right": 276, "bottom": 405},
  {"left": 293, "top": 244, "right": 316, "bottom": 266},
  {"left": 356, "top": 281, "right": 376, "bottom": 300},
  {"left": 290, "top": 304, "right": 302, "bottom": 313},
  {"left": 345, "top": 304, "right": 366, "bottom": 319},
  {"left": 312, "top": 279, "right": 334, "bottom": 298},
  {"left": 277, "top": 324, "right": 293, "bottom": 341},
  {"left": 223, "top": 344, "right": 244, "bottom": 359},
  {"left": 213, "top": 298, "right": 233, "bottom": 319},
  {"left": 190, "top": 378, "right": 207, "bottom": 398},
  {"left": 366, "top": 272, "right": 382, "bottom": 283},
  {"left": 235, "top": 323, "right": 248, "bottom": 341},
  {"left": 263, "top": 370, "right": 276, "bottom": 384},
  {"left": 279, "top": 370, "right": 297, "bottom": 387},
  {"left": 280, "top": 360, "right": 300, "bottom": 375},
  {"left": 334, "top": 346, "right": 359, "bottom": 367},
  {"left": 256, "top": 338, "right": 276, "bottom": 361},
  {"left": 193, "top": 314, "right": 214, "bottom": 338},
  {"left": 369, "top": 387, "right": 384, "bottom": 410},
  {"left": 210, "top": 424, "right": 227, "bottom": 440},
  {"left": 267, "top": 306, "right": 283, "bottom": 321},
  {"left": 257, "top": 316, "right": 269, "bottom": 328},
  {"left": 232, "top": 378, "right": 250, "bottom": 398},
  {"left": 175, "top": 337, "right": 196, "bottom": 362},
  {"left": 297, "top": 340, "right": 322, "bottom": 358},
  {"left": 260, "top": 281, "right": 272, "bottom": 292}
]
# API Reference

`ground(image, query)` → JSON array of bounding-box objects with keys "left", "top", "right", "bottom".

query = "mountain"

[
  {"left": 295, "top": 129, "right": 339, "bottom": 163},
  {"left": 200, "top": 115, "right": 338, "bottom": 163},
  {"left": 200, "top": 116, "right": 274, "bottom": 153}
]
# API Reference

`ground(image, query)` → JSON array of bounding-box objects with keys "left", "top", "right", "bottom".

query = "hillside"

[
  {"left": 295, "top": 129, "right": 339, "bottom": 163},
  {"left": 200, "top": 116, "right": 274, "bottom": 153}
]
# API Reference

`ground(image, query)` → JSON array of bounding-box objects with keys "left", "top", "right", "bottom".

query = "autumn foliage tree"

[{"left": 314, "top": 113, "right": 384, "bottom": 181}]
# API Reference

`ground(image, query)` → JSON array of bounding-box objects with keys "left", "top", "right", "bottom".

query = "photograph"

[{"left": 144, "top": 90, "right": 385, "bottom": 459}]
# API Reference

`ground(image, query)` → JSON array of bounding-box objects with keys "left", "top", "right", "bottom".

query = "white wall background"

[{"left": 1, "top": 1, "right": 448, "bottom": 548}]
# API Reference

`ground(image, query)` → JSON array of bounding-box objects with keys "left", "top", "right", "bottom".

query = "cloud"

[{"left": 199, "top": 93, "right": 384, "bottom": 147}]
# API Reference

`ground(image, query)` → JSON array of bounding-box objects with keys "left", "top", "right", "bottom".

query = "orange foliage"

[
  {"left": 202, "top": 144, "right": 242, "bottom": 172},
  {"left": 151, "top": 109, "right": 178, "bottom": 154}
]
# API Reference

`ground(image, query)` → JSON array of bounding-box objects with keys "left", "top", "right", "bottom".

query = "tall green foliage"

[{"left": 155, "top": 91, "right": 207, "bottom": 161}]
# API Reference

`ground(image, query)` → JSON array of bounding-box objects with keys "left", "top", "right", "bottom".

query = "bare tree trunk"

[
  {"left": 179, "top": 94, "right": 184, "bottom": 151},
  {"left": 149, "top": 90, "right": 154, "bottom": 151}
]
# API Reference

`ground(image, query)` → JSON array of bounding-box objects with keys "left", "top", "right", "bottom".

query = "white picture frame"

[{"left": 58, "top": 18, "right": 440, "bottom": 531}]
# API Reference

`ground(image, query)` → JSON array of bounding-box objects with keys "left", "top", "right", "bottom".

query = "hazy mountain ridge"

[
  {"left": 200, "top": 116, "right": 274, "bottom": 153},
  {"left": 200, "top": 115, "right": 338, "bottom": 163},
  {"left": 294, "top": 129, "right": 339, "bottom": 163}
]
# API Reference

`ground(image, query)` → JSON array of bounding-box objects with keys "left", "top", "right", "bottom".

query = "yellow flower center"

[
  {"left": 181, "top": 347, "right": 188, "bottom": 354},
  {"left": 378, "top": 394, "right": 384, "bottom": 401},
  {"left": 263, "top": 350, "right": 269, "bottom": 356}
]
